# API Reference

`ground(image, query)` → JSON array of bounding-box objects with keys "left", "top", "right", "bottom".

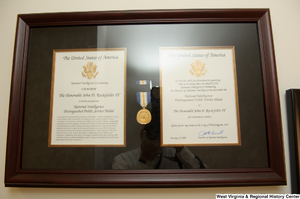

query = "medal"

[
  {"left": 136, "top": 91, "right": 151, "bottom": 124},
  {"left": 136, "top": 80, "right": 152, "bottom": 124},
  {"left": 136, "top": 108, "right": 152, "bottom": 125}
]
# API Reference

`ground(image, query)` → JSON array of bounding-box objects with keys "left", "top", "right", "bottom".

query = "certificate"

[
  {"left": 160, "top": 47, "right": 240, "bottom": 146},
  {"left": 49, "top": 48, "right": 126, "bottom": 147}
]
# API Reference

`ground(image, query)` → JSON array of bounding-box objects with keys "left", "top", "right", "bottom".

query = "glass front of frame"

[{"left": 21, "top": 23, "right": 268, "bottom": 170}]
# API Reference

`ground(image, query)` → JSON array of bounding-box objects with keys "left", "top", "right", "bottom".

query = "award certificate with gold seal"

[
  {"left": 49, "top": 48, "right": 126, "bottom": 147},
  {"left": 160, "top": 47, "right": 240, "bottom": 146}
]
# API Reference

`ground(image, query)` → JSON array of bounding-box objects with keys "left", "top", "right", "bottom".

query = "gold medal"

[
  {"left": 136, "top": 108, "right": 152, "bottom": 125},
  {"left": 136, "top": 91, "right": 152, "bottom": 125}
]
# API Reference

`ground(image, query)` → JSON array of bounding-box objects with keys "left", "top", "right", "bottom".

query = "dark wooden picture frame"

[
  {"left": 286, "top": 89, "right": 300, "bottom": 193},
  {"left": 5, "top": 9, "right": 286, "bottom": 187}
]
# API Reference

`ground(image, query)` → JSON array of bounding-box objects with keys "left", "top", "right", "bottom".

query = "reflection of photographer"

[
  {"left": 112, "top": 119, "right": 206, "bottom": 169},
  {"left": 112, "top": 86, "right": 206, "bottom": 169}
]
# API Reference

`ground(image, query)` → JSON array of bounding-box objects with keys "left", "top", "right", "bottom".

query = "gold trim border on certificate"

[
  {"left": 159, "top": 46, "right": 241, "bottom": 147},
  {"left": 48, "top": 48, "right": 127, "bottom": 147}
]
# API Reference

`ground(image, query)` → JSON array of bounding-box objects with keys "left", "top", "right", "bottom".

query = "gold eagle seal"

[
  {"left": 190, "top": 60, "right": 207, "bottom": 77},
  {"left": 82, "top": 62, "right": 99, "bottom": 79}
]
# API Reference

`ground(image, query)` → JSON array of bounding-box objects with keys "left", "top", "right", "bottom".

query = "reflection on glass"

[
  {"left": 112, "top": 87, "right": 206, "bottom": 169},
  {"left": 21, "top": 23, "right": 269, "bottom": 170}
]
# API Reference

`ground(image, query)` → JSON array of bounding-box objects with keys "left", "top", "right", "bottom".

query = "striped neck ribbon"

[
  {"left": 136, "top": 92, "right": 151, "bottom": 108},
  {"left": 136, "top": 80, "right": 152, "bottom": 108}
]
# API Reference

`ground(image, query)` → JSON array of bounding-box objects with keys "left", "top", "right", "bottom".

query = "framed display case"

[{"left": 5, "top": 9, "right": 286, "bottom": 187}]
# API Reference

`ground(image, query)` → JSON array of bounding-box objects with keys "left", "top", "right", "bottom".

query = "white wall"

[{"left": 1, "top": 0, "right": 299, "bottom": 198}]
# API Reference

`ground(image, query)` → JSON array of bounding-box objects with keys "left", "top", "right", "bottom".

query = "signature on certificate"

[{"left": 198, "top": 130, "right": 224, "bottom": 137}]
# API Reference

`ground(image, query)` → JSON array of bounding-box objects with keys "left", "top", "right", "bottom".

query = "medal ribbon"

[
  {"left": 136, "top": 80, "right": 152, "bottom": 108},
  {"left": 136, "top": 92, "right": 151, "bottom": 108},
  {"left": 136, "top": 80, "right": 150, "bottom": 85},
  {"left": 136, "top": 80, "right": 152, "bottom": 90}
]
